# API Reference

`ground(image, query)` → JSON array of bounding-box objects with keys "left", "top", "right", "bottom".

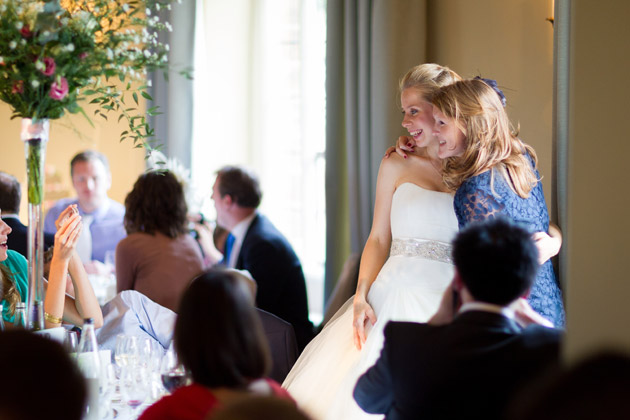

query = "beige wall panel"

[
  {"left": 564, "top": 0, "right": 630, "bottom": 361},
  {"left": 427, "top": 0, "right": 555, "bottom": 204}
]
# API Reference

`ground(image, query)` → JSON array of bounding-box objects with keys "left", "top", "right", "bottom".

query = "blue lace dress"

[{"left": 453, "top": 162, "right": 566, "bottom": 327}]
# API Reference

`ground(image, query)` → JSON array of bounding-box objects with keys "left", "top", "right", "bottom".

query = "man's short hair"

[
  {"left": 216, "top": 166, "right": 262, "bottom": 208},
  {"left": 0, "top": 171, "right": 21, "bottom": 214},
  {"left": 452, "top": 217, "right": 539, "bottom": 305},
  {"left": 70, "top": 150, "right": 111, "bottom": 177}
]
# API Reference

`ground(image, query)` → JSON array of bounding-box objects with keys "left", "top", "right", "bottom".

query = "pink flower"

[
  {"left": 11, "top": 80, "right": 24, "bottom": 94},
  {"left": 42, "top": 57, "right": 56, "bottom": 76},
  {"left": 79, "top": 52, "right": 88, "bottom": 60},
  {"left": 20, "top": 26, "right": 33, "bottom": 38},
  {"left": 49, "top": 77, "right": 69, "bottom": 100}
]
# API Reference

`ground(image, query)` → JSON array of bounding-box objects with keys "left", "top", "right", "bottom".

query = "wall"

[
  {"left": 563, "top": 0, "right": 630, "bottom": 361},
  {"left": 427, "top": 0, "right": 555, "bottom": 203},
  {"left": 0, "top": 96, "right": 146, "bottom": 220}
]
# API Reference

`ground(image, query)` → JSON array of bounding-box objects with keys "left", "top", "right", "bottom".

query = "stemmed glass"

[
  {"left": 120, "top": 365, "right": 150, "bottom": 417},
  {"left": 115, "top": 334, "right": 139, "bottom": 370},
  {"left": 159, "top": 346, "right": 189, "bottom": 394}
]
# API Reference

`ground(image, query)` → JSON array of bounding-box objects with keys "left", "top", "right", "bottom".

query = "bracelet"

[{"left": 44, "top": 312, "right": 63, "bottom": 324}]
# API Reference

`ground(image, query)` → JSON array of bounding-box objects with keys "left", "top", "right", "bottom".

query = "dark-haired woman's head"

[
  {"left": 174, "top": 267, "right": 271, "bottom": 389},
  {"left": 124, "top": 170, "right": 188, "bottom": 238}
]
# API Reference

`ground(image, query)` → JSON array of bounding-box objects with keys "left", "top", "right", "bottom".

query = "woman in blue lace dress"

[{"left": 429, "top": 78, "right": 565, "bottom": 327}]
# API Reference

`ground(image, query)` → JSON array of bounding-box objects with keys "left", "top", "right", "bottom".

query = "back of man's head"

[
  {"left": 216, "top": 166, "right": 262, "bottom": 208},
  {"left": 452, "top": 217, "right": 539, "bottom": 305},
  {"left": 70, "top": 150, "right": 110, "bottom": 176},
  {"left": 0, "top": 171, "right": 21, "bottom": 214}
]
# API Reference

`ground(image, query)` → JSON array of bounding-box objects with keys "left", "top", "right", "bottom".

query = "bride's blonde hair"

[
  {"left": 432, "top": 78, "right": 538, "bottom": 198},
  {"left": 399, "top": 63, "right": 462, "bottom": 102}
]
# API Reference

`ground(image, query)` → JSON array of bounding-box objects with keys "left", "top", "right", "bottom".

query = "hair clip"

[{"left": 474, "top": 76, "right": 507, "bottom": 107}]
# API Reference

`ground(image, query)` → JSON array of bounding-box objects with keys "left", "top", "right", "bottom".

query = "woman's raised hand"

[
  {"left": 352, "top": 296, "right": 377, "bottom": 350},
  {"left": 53, "top": 211, "right": 82, "bottom": 261},
  {"left": 384, "top": 136, "right": 416, "bottom": 159},
  {"left": 54, "top": 204, "right": 79, "bottom": 231}
]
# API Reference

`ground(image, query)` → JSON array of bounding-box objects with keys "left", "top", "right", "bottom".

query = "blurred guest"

[
  {"left": 139, "top": 267, "right": 293, "bottom": 420},
  {"left": 0, "top": 331, "right": 87, "bottom": 420},
  {"left": 116, "top": 170, "right": 204, "bottom": 312},
  {"left": 0, "top": 171, "right": 55, "bottom": 258},
  {"left": 212, "top": 166, "right": 313, "bottom": 350},
  {"left": 509, "top": 350, "right": 630, "bottom": 420},
  {"left": 44, "top": 150, "right": 126, "bottom": 273},
  {"left": 210, "top": 396, "right": 311, "bottom": 420},
  {"left": 354, "top": 217, "right": 562, "bottom": 420}
]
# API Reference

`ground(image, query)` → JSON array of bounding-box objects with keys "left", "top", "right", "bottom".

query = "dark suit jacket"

[
  {"left": 3, "top": 216, "right": 55, "bottom": 259},
  {"left": 256, "top": 308, "right": 299, "bottom": 383},
  {"left": 354, "top": 311, "right": 562, "bottom": 420},
  {"left": 236, "top": 214, "right": 314, "bottom": 351}
]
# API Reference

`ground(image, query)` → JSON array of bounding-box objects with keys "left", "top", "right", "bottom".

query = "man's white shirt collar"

[
  {"left": 458, "top": 301, "right": 515, "bottom": 320},
  {"left": 227, "top": 212, "right": 257, "bottom": 268}
]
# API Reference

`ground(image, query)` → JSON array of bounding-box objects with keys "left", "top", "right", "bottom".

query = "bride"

[{"left": 282, "top": 63, "right": 463, "bottom": 420}]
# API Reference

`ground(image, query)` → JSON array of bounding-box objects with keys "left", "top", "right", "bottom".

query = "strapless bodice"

[{"left": 390, "top": 183, "right": 458, "bottom": 245}]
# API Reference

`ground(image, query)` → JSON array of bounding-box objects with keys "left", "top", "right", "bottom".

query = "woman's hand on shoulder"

[
  {"left": 384, "top": 136, "right": 417, "bottom": 159},
  {"left": 352, "top": 295, "right": 377, "bottom": 350}
]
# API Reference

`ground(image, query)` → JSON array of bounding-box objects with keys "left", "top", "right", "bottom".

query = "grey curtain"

[
  {"left": 552, "top": 0, "right": 570, "bottom": 291},
  {"left": 324, "top": 0, "right": 428, "bottom": 300},
  {"left": 148, "top": 0, "right": 196, "bottom": 167}
]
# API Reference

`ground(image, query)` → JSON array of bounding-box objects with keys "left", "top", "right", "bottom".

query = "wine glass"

[
  {"left": 114, "top": 334, "right": 139, "bottom": 370},
  {"left": 159, "top": 347, "right": 189, "bottom": 394},
  {"left": 120, "top": 365, "right": 150, "bottom": 416},
  {"left": 64, "top": 330, "right": 78, "bottom": 354}
]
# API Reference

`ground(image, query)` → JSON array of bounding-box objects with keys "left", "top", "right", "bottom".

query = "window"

[{"left": 192, "top": 0, "right": 327, "bottom": 324}]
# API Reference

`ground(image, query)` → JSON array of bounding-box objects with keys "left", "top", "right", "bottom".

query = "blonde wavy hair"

[
  {"left": 0, "top": 263, "right": 21, "bottom": 316},
  {"left": 433, "top": 78, "right": 539, "bottom": 198},
  {"left": 399, "top": 63, "right": 462, "bottom": 101}
]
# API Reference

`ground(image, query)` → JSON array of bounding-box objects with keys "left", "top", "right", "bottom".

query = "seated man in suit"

[
  {"left": 44, "top": 150, "right": 126, "bottom": 273},
  {"left": 211, "top": 166, "right": 314, "bottom": 351},
  {"left": 354, "top": 217, "right": 563, "bottom": 420},
  {"left": 0, "top": 171, "right": 55, "bottom": 258}
]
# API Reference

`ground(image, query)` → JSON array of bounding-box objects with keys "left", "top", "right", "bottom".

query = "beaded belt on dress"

[{"left": 390, "top": 238, "right": 453, "bottom": 264}]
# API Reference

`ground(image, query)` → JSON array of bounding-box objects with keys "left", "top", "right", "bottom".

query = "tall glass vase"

[{"left": 21, "top": 118, "right": 49, "bottom": 331}]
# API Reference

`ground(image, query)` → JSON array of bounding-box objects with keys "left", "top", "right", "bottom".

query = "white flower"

[
  {"left": 42, "top": 30, "right": 50, "bottom": 37},
  {"left": 0, "top": 56, "right": 3, "bottom": 64},
  {"left": 106, "top": 48, "right": 114, "bottom": 60},
  {"left": 66, "top": 43, "right": 75, "bottom": 52},
  {"left": 9, "top": 41, "right": 17, "bottom": 49},
  {"left": 31, "top": 79, "right": 40, "bottom": 88},
  {"left": 122, "top": 4, "right": 129, "bottom": 12},
  {"left": 146, "top": 8, "right": 151, "bottom": 16},
  {"left": 147, "top": 79, "right": 152, "bottom": 87},
  {"left": 35, "top": 60, "right": 45, "bottom": 71},
  {"left": 167, "top": 4, "right": 171, "bottom": 10},
  {"left": 143, "top": 50, "right": 151, "bottom": 58},
  {"left": 0, "top": 5, "right": 6, "bottom": 12},
  {"left": 93, "top": 6, "right": 99, "bottom": 13},
  {"left": 165, "top": 44, "right": 170, "bottom": 51},
  {"left": 165, "top": 22, "right": 173, "bottom": 32},
  {"left": 20, "top": 39, "right": 26, "bottom": 46},
  {"left": 15, "top": 21, "right": 23, "bottom": 30},
  {"left": 61, "top": 17, "right": 68, "bottom": 26},
  {"left": 156, "top": 4, "right": 160, "bottom": 11}
]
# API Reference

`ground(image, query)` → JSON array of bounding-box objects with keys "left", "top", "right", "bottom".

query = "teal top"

[{"left": 1, "top": 250, "right": 28, "bottom": 324}]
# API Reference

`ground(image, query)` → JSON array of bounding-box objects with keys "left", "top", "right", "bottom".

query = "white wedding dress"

[{"left": 283, "top": 183, "right": 459, "bottom": 420}]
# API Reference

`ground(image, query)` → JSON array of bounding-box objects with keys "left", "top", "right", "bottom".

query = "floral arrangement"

[
  {"left": 0, "top": 0, "right": 183, "bottom": 205},
  {"left": 0, "top": 0, "right": 180, "bottom": 143}
]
